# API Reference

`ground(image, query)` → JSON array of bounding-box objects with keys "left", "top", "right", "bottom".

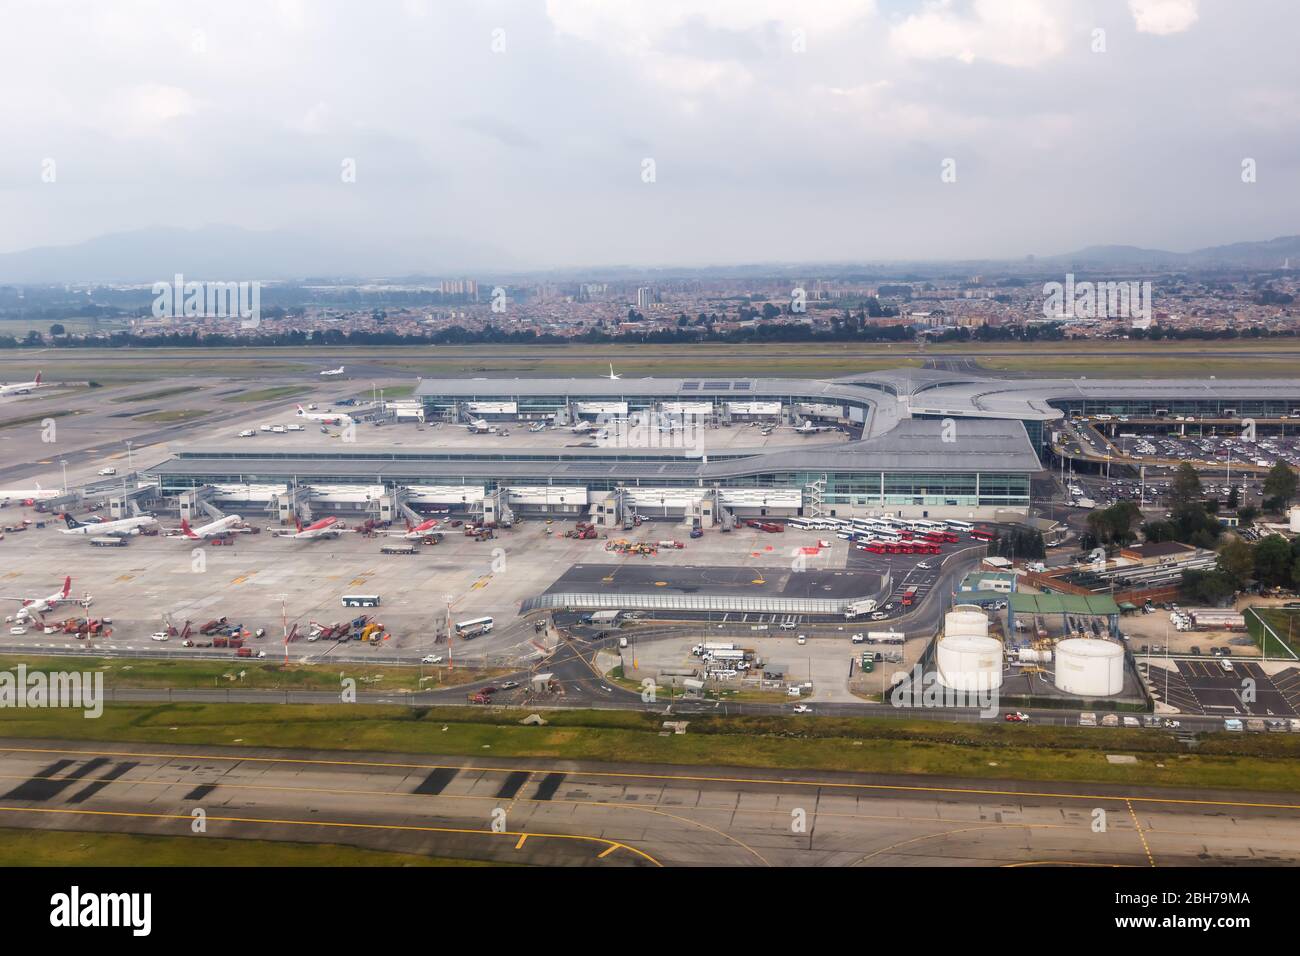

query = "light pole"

[
  {"left": 59, "top": 459, "right": 68, "bottom": 495},
  {"left": 125, "top": 441, "right": 134, "bottom": 473}
]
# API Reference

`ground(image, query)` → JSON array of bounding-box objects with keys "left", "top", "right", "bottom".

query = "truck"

[
  {"left": 379, "top": 542, "right": 418, "bottom": 555},
  {"left": 844, "top": 598, "right": 878, "bottom": 619},
  {"left": 901, "top": 586, "right": 919, "bottom": 607},
  {"left": 867, "top": 630, "right": 905, "bottom": 645},
  {"left": 1223, "top": 718, "right": 1243, "bottom": 732},
  {"left": 90, "top": 536, "right": 127, "bottom": 547},
  {"left": 692, "top": 642, "right": 737, "bottom": 656}
]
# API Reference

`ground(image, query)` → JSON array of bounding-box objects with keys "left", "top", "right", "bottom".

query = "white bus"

[
  {"left": 909, "top": 520, "right": 946, "bottom": 533},
  {"left": 342, "top": 594, "right": 381, "bottom": 608},
  {"left": 944, "top": 520, "right": 974, "bottom": 533},
  {"left": 455, "top": 616, "right": 495, "bottom": 638},
  {"left": 787, "top": 518, "right": 813, "bottom": 531}
]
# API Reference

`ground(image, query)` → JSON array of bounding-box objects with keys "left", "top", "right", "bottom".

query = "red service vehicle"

[
  {"left": 901, "top": 586, "right": 919, "bottom": 607},
  {"left": 970, "top": 528, "right": 995, "bottom": 541}
]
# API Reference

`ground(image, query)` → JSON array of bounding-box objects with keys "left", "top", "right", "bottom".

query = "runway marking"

[
  {"left": 0, "top": 804, "right": 661, "bottom": 866},
  {"left": 5, "top": 745, "right": 1300, "bottom": 813},
  {"left": 1126, "top": 799, "right": 1156, "bottom": 867},
  {"left": 0, "top": 769, "right": 776, "bottom": 863},
  {"left": 515, "top": 833, "right": 527, "bottom": 849}
]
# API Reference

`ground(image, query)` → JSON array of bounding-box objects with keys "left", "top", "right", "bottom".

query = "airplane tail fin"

[
  {"left": 294, "top": 514, "right": 303, "bottom": 533},
  {"left": 34, "top": 371, "right": 42, "bottom": 385},
  {"left": 61, "top": 576, "right": 70, "bottom": 598},
  {"left": 180, "top": 517, "right": 195, "bottom": 537},
  {"left": 63, "top": 514, "right": 84, "bottom": 529}
]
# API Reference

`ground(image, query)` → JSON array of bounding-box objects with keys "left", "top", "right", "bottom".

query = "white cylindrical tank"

[
  {"left": 944, "top": 607, "right": 989, "bottom": 640},
  {"left": 936, "top": 634, "right": 1003, "bottom": 692},
  {"left": 1054, "top": 638, "right": 1124, "bottom": 696},
  {"left": 1017, "top": 647, "right": 1052, "bottom": 663}
]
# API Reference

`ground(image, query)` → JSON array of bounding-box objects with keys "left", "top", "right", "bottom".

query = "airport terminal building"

[{"left": 143, "top": 370, "right": 1300, "bottom": 526}]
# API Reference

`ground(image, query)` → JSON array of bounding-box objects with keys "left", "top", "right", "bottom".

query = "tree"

[
  {"left": 1183, "top": 568, "right": 1236, "bottom": 605},
  {"left": 1217, "top": 538, "right": 1255, "bottom": 589},
  {"left": 1262, "top": 462, "right": 1298, "bottom": 511},
  {"left": 1169, "top": 462, "right": 1203, "bottom": 509},
  {"left": 49, "top": 323, "right": 65, "bottom": 337},
  {"left": 1254, "top": 534, "right": 1293, "bottom": 588}
]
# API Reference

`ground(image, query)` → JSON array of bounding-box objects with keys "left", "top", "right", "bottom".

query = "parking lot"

[{"left": 1143, "top": 658, "right": 1300, "bottom": 718}]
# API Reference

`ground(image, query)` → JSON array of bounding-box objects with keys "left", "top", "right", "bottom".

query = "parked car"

[
  {"left": 1004, "top": 711, "right": 1030, "bottom": 722},
  {"left": 420, "top": 654, "right": 444, "bottom": 664}
]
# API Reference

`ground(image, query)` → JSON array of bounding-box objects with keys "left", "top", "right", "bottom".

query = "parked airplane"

[
  {"left": 3, "top": 576, "right": 73, "bottom": 621},
  {"left": 61, "top": 513, "right": 158, "bottom": 536},
  {"left": 788, "top": 420, "right": 838, "bottom": 435},
  {"left": 177, "top": 515, "right": 242, "bottom": 539},
  {"left": 295, "top": 404, "right": 353, "bottom": 425},
  {"left": 384, "top": 517, "right": 442, "bottom": 540},
  {"left": 450, "top": 418, "right": 492, "bottom": 433},
  {"left": 288, "top": 515, "right": 347, "bottom": 540},
  {"left": 0, "top": 371, "right": 46, "bottom": 397},
  {"left": 319, "top": 366, "right": 345, "bottom": 377},
  {"left": 570, "top": 420, "right": 596, "bottom": 434}
]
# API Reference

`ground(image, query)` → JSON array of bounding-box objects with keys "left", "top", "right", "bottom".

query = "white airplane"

[
  {"left": 789, "top": 420, "right": 838, "bottom": 435},
  {"left": 177, "top": 515, "right": 243, "bottom": 539},
  {"left": 295, "top": 404, "right": 353, "bottom": 425},
  {"left": 319, "top": 366, "right": 345, "bottom": 377},
  {"left": 61, "top": 513, "right": 158, "bottom": 536},
  {"left": 0, "top": 371, "right": 46, "bottom": 397},
  {"left": 607, "top": 364, "right": 621, "bottom": 381},
  {"left": 570, "top": 420, "right": 596, "bottom": 434},
  {"left": 287, "top": 515, "right": 348, "bottom": 540},
  {"left": 3, "top": 576, "right": 72, "bottom": 621},
  {"left": 450, "top": 418, "right": 492, "bottom": 433}
]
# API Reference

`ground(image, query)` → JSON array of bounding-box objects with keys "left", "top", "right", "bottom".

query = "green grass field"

[
  {"left": 223, "top": 385, "right": 312, "bottom": 403},
  {"left": 4, "top": 701, "right": 1300, "bottom": 792},
  {"left": 110, "top": 386, "right": 195, "bottom": 403},
  {"left": 133, "top": 409, "right": 209, "bottom": 423},
  {"left": 1246, "top": 607, "right": 1300, "bottom": 656},
  {"left": 6, "top": 340, "right": 1300, "bottom": 384},
  {"left": 0, "top": 827, "right": 492, "bottom": 867},
  {"left": 0, "top": 654, "right": 500, "bottom": 694}
]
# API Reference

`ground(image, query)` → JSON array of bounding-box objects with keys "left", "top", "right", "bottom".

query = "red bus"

[
  {"left": 901, "top": 586, "right": 919, "bottom": 606},
  {"left": 970, "top": 528, "right": 995, "bottom": 541}
]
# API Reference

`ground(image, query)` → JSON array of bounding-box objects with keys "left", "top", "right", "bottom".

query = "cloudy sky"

[{"left": 1, "top": 0, "right": 1296, "bottom": 269}]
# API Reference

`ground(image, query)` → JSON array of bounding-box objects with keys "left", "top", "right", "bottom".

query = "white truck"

[
  {"left": 844, "top": 598, "right": 878, "bottom": 620},
  {"left": 692, "top": 642, "right": 737, "bottom": 656},
  {"left": 866, "top": 630, "right": 905, "bottom": 645}
]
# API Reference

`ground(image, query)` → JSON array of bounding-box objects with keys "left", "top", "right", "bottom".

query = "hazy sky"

[{"left": 1, "top": 0, "right": 1297, "bottom": 268}]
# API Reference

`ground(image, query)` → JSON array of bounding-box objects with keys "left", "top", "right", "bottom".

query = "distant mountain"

[
  {"left": 1045, "top": 236, "right": 1300, "bottom": 271},
  {"left": 0, "top": 225, "right": 515, "bottom": 284}
]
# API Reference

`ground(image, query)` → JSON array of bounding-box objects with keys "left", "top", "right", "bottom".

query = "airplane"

[
  {"left": 3, "top": 576, "right": 73, "bottom": 621},
  {"left": 607, "top": 363, "right": 621, "bottom": 381},
  {"left": 384, "top": 517, "right": 442, "bottom": 540},
  {"left": 527, "top": 422, "right": 547, "bottom": 433},
  {"left": 319, "top": 366, "right": 345, "bottom": 377},
  {"left": 0, "top": 371, "right": 47, "bottom": 397},
  {"left": 570, "top": 420, "right": 596, "bottom": 434},
  {"left": 288, "top": 515, "right": 348, "bottom": 540},
  {"left": 61, "top": 513, "right": 158, "bottom": 536},
  {"left": 450, "top": 418, "right": 493, "bottom": 434},
  {"left": 295, "top": 404, "right": 353, "bottom": 425},
  {"left": 788, "top": 420, "right": 839, "bottom": 436},
  {"left": 177, "top": 515, "right": 243, "bottom": 540}
]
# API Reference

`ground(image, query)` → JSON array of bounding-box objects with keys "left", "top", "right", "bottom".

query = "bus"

[
  {"left": 787, "top": 518, "right": 813, "bottom": 531},
  {"left": 970, "top": 528, "right": 996, "bottom": 541},
  {"left": 901, "top": 586, "right": 919, "bottom": 606},
  {"left": 342, "top": 594, "right": 381, "bottom": 607},
  {"left": 455, "top": 616, "right": 495, "bottom": 638},
  {"left": 944, "top": 520, "right": 974, "bottom": 533}
]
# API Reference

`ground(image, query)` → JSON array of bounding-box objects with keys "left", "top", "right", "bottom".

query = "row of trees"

[
  {"left": 1184, "top": 533, "right": 1300, "bottom": 605},
  {"left": 987, "top": 527, "right": 1046, "bottom": 560}
]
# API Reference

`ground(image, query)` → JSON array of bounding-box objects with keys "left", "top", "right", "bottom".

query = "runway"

[{"left": 2, "top": 738, "right": 1299, "bottom": 866}]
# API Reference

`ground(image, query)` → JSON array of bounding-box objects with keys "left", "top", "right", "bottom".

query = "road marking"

[
  {"left": 4, "top": 743, "right": 1298, "bottom": 813},
  {"left": 0, "top": 804, "right": 660, "bottom": 865},
  {"left": 1126, "top": 799, "right": 1156, "bottom": 867}
]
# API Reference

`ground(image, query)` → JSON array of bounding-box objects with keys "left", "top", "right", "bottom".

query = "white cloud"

[
  {"left": 889, "top": 0, "right": 1067, "bottom": 68},
  {"left": 1128, "top": 0, "right": 1199, "bottom": 35}
]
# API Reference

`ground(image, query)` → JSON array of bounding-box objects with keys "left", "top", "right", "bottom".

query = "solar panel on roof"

[
  {"left": 701, "top": 381, "right": 731, "bottom": 389},
  {"left": 680, "top": 382, "right": 700, "bottom": 390}
]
